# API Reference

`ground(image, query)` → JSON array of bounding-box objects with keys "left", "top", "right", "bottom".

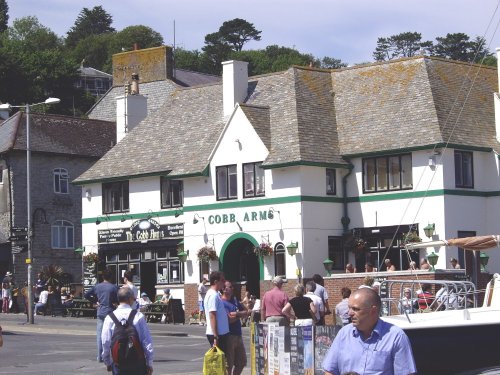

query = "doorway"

[
  {"left": 140, "top": 262, "right": 157, "bottom": 300},
  {"left": 222, "top": 237, "right": 260, "bottom": 297}
]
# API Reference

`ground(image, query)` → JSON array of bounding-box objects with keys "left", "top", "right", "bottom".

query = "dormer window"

[
  {"left": 216, "top": 165, "right": 237, "bottom": 200},
  {"left": 243, "top": 162, "right": 265, "bottom": 198}
]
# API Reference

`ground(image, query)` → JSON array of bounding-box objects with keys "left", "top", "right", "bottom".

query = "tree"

[
  {"left": 320, "top": 56, "right": 347, "bottom": 69},
  {"left": 218, "top": 18, "right": 261, "bottom": 51},
  {"left": 66, "top": 6, "right": 114, "bottom": 48},
  {"left": 431, "top": 33, "right": 491, "bottom": 63},
  {"left": 373, "top": 32, "right": 432, "bottom": 61},
  {"left": 0, "top": 0, "right": 8, "bottom": 33},
  {"left": 111, "top": 25, "right": 163, "bottom": 52},
  {"left": 202, "top": 32, "right": 232, "bottom": 74}
]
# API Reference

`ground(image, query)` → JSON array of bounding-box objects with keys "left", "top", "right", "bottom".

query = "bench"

[
  {"left": 143, "top": 303, "right": 170, "bottom": 323},
  {"left": 67, "top": 298, "right": 96, "bottom": 318}
]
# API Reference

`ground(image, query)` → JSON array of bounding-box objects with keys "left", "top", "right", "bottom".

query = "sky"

[{"left": 7, "top": 0, "right": 500, "bottom": 65}]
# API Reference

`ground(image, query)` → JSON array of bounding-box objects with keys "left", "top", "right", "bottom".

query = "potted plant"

[
  {"left": 83, "top": 253, "right": 100, "bottom": 264},
  {"left": 197, "top": 246, "right": 218, "bottom": 262},
  {"left": 353, "top": 238, "right": 367, "bottom": 253},
  {"left": 254, "top": 242, "right": 273, "bottom": 257}
]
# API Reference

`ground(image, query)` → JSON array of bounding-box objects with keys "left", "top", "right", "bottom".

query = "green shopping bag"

[{"left": 203, "top": 345, "right": 227, "bottom": 375}]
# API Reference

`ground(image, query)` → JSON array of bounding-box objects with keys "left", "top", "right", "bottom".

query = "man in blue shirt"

[
  {"left": 221, "top": 280, "right": 249, "bottom": 375},
  {"left": 84, "top": 268, "right": 119, "bottom": 362},
  {"left": 323, "top": 288, "right": 416, "bottom": 375}
]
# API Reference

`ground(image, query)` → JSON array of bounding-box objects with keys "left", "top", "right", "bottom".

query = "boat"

[{"left": 380, "top": 235, "right": 500, "bottom": 375}]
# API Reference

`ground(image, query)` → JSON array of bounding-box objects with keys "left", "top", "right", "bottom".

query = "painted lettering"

[
  {"left": 208, "top": 215, "right": 215, "bottom": 225},
  {"left": 251, "top": 212, "right": 257, "bottom": 221},
  {"left": 229, "top": 213, "right": 236, "bottom": 222},
  {"left": 259, "top": 211, "right": 267, "bottom": 220},
  {"left": 222, "top": 214, "right": 228, "bottom": 223},
  {"left": 244, "top": 212, "right": 250, "bottom": 222}
]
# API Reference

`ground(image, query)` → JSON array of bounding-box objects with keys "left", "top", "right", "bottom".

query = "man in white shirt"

[
  {"left": 204, "top": 271, "right": 230, "bottom": 355},
  {"left": 34, "top": 286, "right": 49, "bottom": 315},
  {"left": 123, "top": 271, "right": 139, "bottom": 310},
  {"left": 101, "top": 287, "right": 154, "bottom": 375},
  {"left": 305, "top": 281, "right": 324, "bottom": 324}
]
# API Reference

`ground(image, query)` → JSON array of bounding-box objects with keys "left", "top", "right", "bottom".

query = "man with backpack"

[{"left": 101, "top": 287, "right": 154, "bottom": 375}]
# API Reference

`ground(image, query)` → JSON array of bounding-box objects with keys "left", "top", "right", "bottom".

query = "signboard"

[
  {"left": 314, "top": 326, "right": 340, "bottom": 375},
  {"left": 11, "top": 227, "right": 28, "bottom": 233},
  {"left": 8, "top": 235, "right": 28, "bottom": 242},
  {"left": 83, "top": 262, "right": 97, "bottom": 294},
  {"left": 98, "top": 219, "right": 183, "bottom": 244},
  {"left": 11, "top": 245, "right": 25, "bottom": 254}
]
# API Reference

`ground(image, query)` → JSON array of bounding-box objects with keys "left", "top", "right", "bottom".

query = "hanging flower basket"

[
  {"left": 254, "top": 242, "right": 273, "bottom": 257},
  {"left": 402, "top": 231, "right": 422, "bottom": 244},
  {"left": 83, "top": 253, "right": 100, "bottom": 264},
  {"left": 197, "top": 246, "right": 218, "bottom": 262}
]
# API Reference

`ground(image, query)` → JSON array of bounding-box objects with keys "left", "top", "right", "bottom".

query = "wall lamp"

[
  {"left": 85, "top": 189, "right": 92, "bottom": 200},
  {"left": 193, "top": 213, "right": 205, "bottom": 224},
  {"left": 423, "top": 223, "right": 435, "bottom": 239},
  {"left": 268, "top": 207, "right": 280, "bottom": 220},
  {"left": 95, "top": 215, "right": 109, "bottom": 225},
  {"left": 146, "top": 209, "right": 154, "bottom": 220},
  {"left": 174, "top": 209, "right": 183, "bottom": 218},
  {"left": 286, "top": 241, "right": 299, "bottom": 256},
  {"left": 120, "top": 214, "right": 133, "bottom": 222}
]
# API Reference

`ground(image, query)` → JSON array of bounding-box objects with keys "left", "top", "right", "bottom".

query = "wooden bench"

[{"left": 67, "top": 298, "right": 96, "bottom": 318}]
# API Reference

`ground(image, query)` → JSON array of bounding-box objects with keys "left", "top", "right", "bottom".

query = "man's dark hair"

[
  {"left": 209, "top": 271, "right": 224, "bottom": 285},
  {"left": 101, "top": 268, "right": 113, "bottom": 281},
  {"left": 123, "top": 271, "right": 132, "bottom": 282},
  {"left": 312, "top": 274, "right": 323, "bottom": 285},
  {"left": 117, "top": 286, "right": 134, "bottom": 303},
  {"left": 341, "top": 287, "right": 351, "bottom": 299}
]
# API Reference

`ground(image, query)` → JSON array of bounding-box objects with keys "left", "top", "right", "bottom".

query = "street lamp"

[
  {"left": 427, "top": 252, "right": 439, "bottom": 271},
  {"left": 0, "top": 97, "right": 60, "bottom": 324}
]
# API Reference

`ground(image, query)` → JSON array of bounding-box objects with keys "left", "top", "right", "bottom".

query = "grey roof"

[
  {"left": 332, "top": 57, "right": 498, "bottom": 155},
  {"left": 0, "top": 112, "right": 115, "bottom": 157},
  {"left": 75, "top": 56, "right": 499, "bottom": 184},
  {"left": 87, "top": 69, "right": 220, "bottom": 122},
  {"left": 78, "top": 66, "right": 112, "bottom": 79}
]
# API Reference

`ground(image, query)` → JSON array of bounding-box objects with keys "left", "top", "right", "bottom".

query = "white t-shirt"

[
  {"left": 204, "top": 288, "right": 229, "bottom": 336},
  {"left": 306, "top": 292, "right": 324, "bottom": 321},
  {"left": 198, "top": 283, "right": 207, "bottom": 302},
  {"left": 39, "top": 290, "right": 49, "bottom": 304}
]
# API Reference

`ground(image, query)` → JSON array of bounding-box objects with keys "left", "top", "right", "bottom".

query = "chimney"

[
  {"left": 222, "top": 60, "right": 249, "bottom": 118},
  {"left": 116, "top": 73, "right": 147, "bottom": 143},
  {"left": 495, "top": 48, "right": 500, "bottom": 142}
]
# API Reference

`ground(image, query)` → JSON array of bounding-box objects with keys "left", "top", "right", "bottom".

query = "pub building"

[{"left": 75, "top": 46, "right": 500, "bottom": 319}]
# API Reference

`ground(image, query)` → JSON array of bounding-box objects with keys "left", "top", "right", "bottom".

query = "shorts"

[
  {"left": 226, "top": 334, "right": 247, "bottom": 370},
  {"left": 198, "top": 300, "right": 204, "bottom": 312},
  {"left": 294, "top": 318, "right": 313, "bottom": 326}
]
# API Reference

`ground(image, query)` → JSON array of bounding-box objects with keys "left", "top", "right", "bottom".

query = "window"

[
  {"left": 157, "top": 248, "right": 184, "bottom": 284},
  {"left": 0, "top": 167, "right": 3, "bottom": 184},
  {"left": 51, "top": 220, "right": 74, "bottom": 249},
  {"left": 216, "top": 165, "right": 237, "bottom": 200},
  {"left": 326, "top": 169, "right": 336, "bottom": 195},
  {"left": 455, "top": 151, "right": 473, "bottom": 188},
  {"left": 103, "top": 181, "right": 129, "bottom": 213},
  {"left": 161, "top": 178, "right": 183, "bottom": 208},
  {"left": 328, "top": 237, "right": 345, "bottom": 271},
  {"left": 363, "top": 154, "right": 412, "bottom": 193},
  {"left": 274, "top": 243, "right": 286, "bottom": 277},
  {"left": 53, "top": 168, "right": 69, "bottom": 194},
  {"left": 243, "top": 162, "right": 265, "bottom": 198}
]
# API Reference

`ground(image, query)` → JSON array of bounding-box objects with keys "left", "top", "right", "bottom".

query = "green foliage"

[
  {"left": 373, "top": 32, "right": 432, "bottom": 61},
  {"left": 70, "top": 33, "right": 114, "bottom": 73},
  {"left": 0, "top": 0, "right": 8, "bottom": 33},
  {"left": 431, "top": 33, "right": 492, "bottom": 63},
  {"left": 40, "top": 264, "right": 65, "bottom": 287},
  {"left": 111, "top": 25, "right": 164, "bottom": 53},
  {"left": 218, "top": 18, "right": 262, "bottom": 52},
  {"left": 66, "top": 6, "right": 114, "bottom": 48}
]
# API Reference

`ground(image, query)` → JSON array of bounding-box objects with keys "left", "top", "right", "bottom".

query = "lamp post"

[
  {"left": 323, "top": 259, "right": 334, "bottom": 276},
  {"left": 0, "top": 97, "right": 60, "bottom": 324},
  {"left": 479, "top": 251, "right": 490, "bottom": 272},
  {"left": 427, "top": 252, "right": 439, "bottom": 271}
]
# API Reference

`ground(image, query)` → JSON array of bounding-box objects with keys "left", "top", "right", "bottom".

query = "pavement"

[{"left": 0, "top": 313, "right": 252, "bottom": 375}]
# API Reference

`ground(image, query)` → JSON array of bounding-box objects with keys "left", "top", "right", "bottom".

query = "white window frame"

[
  {"left": 53, "top": 168, "right": 69, "bottom": 194},
  {"left": 51, "top": 220, "right": 74, "bottom": 249}
]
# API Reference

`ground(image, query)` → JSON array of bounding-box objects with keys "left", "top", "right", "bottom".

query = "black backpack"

[{"left": 109, "top": 310, "right": 145, "bottom": 368}]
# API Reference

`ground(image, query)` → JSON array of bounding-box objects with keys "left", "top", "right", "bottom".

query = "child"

[{"left": 2, "top": 281, "right": 11, "bottom": 313}]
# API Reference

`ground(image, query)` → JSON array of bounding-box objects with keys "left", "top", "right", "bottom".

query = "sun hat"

[{"left": 141, "top": 292, "right": 147, "bottom": 297}]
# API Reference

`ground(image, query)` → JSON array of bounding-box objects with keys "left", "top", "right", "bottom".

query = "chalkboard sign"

[
  {"left": 169, "top": 299, "right": 185, "bottom": 324},
  {"left": 83, "top": 262, "right": 97, "bottom": 295}
]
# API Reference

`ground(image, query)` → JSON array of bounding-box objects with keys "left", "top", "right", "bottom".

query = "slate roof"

[
  {"left": 87, "top": 69, "right": 221, "bottom": 122},
  {"left": 75, "top": 56, "right": 499, "bottom": 184},
  {"left": 332, "top": 57, "right": 498, "bottom": 155},
  {"left": 0, "top": 112, "right": 115, "bottom": 157}
]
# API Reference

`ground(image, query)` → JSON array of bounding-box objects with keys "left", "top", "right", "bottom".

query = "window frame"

[
  {"left": 326, "top": 168, "right": 336, "bottom": 195},
  {"left": 0, "top": 167, "right": 3, "bottom": 184},
  {"left": 362, "top": 153, "right": 412, "bottom": 193},
  {"left": 51, "top": 220, "right": 74, "bottom": 249},
  {"left": 160, "top": 177, "right": 184, "bottom": 208},
  {"left": 274, "top": 242, "right": 286, "bottom": 277},
  {"left": 102, "top": 181, "right": 129, "bottom": 214},
  {"left": 327, "top": 237, "right": 345, "bottom": 271},
  {"left": 216, "top": 165, "right": 237, "bottom": 201},
  {"left": 156, "top": 248, "right": 184, "bottom": 284},
  {"left": 454, "top": 151, "right": 474, "bottom": 188},
  {"left": 243, "top": 162, "right": 265, "bottom": 198},
  {"left": 53, "top": 168, "right": 69, "bottom": 194}
]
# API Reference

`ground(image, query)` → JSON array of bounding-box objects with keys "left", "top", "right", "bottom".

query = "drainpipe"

[{"left": 341, "top": 160, "right": 354, "bottom": 235}]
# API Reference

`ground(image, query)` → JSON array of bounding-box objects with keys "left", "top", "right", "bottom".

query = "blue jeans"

[{"left": 96, "top": 317, "right": 104, "bottom": 362}]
